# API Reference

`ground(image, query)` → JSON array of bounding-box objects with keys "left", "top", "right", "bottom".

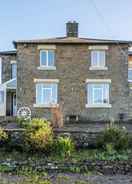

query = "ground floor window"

[
  {"left": 36, "top": 83, "right": 58, "bottom": 106},
  {"left": 86, "top": 80, "right": 111, "bottom": 108}
]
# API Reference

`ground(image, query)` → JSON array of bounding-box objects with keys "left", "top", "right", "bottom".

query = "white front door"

[{"left": 0, "top": 85, "right": 6, "bottom": 116}]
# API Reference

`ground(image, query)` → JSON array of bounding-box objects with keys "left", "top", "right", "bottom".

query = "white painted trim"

[
  {"left": 10, "top": 60, "right": 17, "bottom": 64},
  {"left": 33, "top": 104, "right": 59, "bottom": 108},
  {"left": 89, "top": 66, "right": 108, "bottom": 71},
  {"left": 34, "top": 79, "right": 59, "bottom": 83},
  {"left": 37, "top": 45, "right": 56, "bottom": 50},
  {"left": 86, "top": 79, "right": 111, "bottom": 83},
  {"left": 85, "top": 104, "right": 112, "bottom": 108},
  {"left": 37, "top": 66, "right": 56, "bottom": 70},
  {"left": 88, "top": 45, "right": 109, "bottom": 50}
]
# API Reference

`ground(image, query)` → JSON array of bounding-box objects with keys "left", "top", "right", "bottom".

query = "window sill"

[
  {"left": 89, "top": 66, "right": 108, "bottom": 71},
  {"left": 37, "top": 66, "right": 56, "bottom": 70},
  {"left": 33, "top": 104, "right": 59, "bottom": 108},
  {"left": 85, "top": 104, "right": 112, "bottom": 108}
]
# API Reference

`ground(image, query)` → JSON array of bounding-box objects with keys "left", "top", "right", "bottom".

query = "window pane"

[
  {"left": 0, "top": 91, "right": 4, "bottom": 104},
  {"left": 11, "top": 63, "right": 17, "bottom": 79},
  {"left": 36, "top": 84, "right": 43, "bottom": 104},
  {"left": 87, "top": 84, "right": 93, "bottom": 104},
  {"left": 51, "top": 84, "right": 57, "bottom": 103},
  {"left": 91, "top": 51, "right": 98, "bottom": 66},
  {"left": 93, "top": 87, "right": 103, "bottom": 104},
  {"left": 99, "top": 51, "right": 105, "bottom": 66},
  {"left": 87, "top": 83, "right": 109, "bottom": 105},
  {"left": 40, "top": 51, "right": 47, "bottom": 66},
  {"left": 48, "top": 51, "right": 55, "bottom": 66},
  {"left": 103, "top": 84, "right": 109, "bottom": 103},
  {"left": 91, "top": 51, "right": 105, "bottom": 67},
  {"left": 36, "top": 83, "right": 58, "bottom": 105},
  {"left": 128, "top": 69, "right": 132, "bottom": 81},
  {"left": 43, "top": 88, "right": 52, "bottom": 104}
]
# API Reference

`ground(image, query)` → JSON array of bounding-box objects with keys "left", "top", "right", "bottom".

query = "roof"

[
  {"left": 0, "top": 50, "right": 16, "bottom": 55},
  {"left": 4, "top": 78, "right": 16, "bottom": 89},
  {"left": 13, "top": 36, "right": 132, "bottom": 47}
]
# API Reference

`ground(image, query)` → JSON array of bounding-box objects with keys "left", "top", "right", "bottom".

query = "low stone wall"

[
  {"left": 1, "top": 160, "right": 132, "bottom": 175},
  {"left": 4, "top": 128, "right": 100, "bottom": 147},
  {"left": 54, "top": 129, "right": 100, "bottom": 147}
]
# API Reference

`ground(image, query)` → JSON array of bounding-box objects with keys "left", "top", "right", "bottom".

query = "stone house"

[{"left": 0, "top": 21, "right": 132, "bottom": 122}]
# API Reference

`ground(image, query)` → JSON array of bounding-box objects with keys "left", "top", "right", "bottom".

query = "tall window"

[
  {"left": 91, "top": 50, "right": 106, "bottom": 68},
  {"left": 11, "top": 63, "right": 17, "bottom": 79},
  {"left": 40, "top": 50, "right": 55, "bottom": 67},
  {"left": 36, "top": 83, "right": 58, "bottom": 105},
  {"left": 87, "top": 82, "right": 110, "bottom": 107}
]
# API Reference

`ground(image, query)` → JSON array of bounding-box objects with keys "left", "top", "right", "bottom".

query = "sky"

[{"left": 0, "top": 0, "right": 132, "bottom": 51}]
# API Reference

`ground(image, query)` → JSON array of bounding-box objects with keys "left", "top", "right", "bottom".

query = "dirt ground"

[{"left": 1, "top": 173, "right": 132, "bottom": 184}]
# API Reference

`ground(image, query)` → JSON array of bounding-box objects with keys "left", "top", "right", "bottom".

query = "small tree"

[{"left": 51, "top": 102, "right": 64, "bottom": 128}]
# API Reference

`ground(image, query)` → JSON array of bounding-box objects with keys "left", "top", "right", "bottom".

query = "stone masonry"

[{"left": 16, "top": 43, "right": 130, "bottom": 122}]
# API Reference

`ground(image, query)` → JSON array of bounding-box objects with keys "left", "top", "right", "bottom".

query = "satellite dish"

[{"left": 17, "top": 107, "right": 31, "bottom": 120}]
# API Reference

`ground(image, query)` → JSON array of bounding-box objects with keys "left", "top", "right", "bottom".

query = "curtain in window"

[
  {"left": 87, "top": 83, "right": 109, "bottom": 105},
  {"left": 91, "top": 51, "right": 105, "bottom": 67},
  {"left": 36, "top": 83, "right": 57, "bottom": 105}
]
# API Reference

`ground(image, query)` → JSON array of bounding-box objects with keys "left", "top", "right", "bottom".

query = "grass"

[{"left": 0, "top": 148, "right": 132, "bottom": 163}]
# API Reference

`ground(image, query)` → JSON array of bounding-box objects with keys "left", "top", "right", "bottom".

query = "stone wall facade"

[
  {"left": 0, "top": 54, "right": 16, "bottom": 83},
  {"left": 16, "top": 43, "right": 130, "bottom": 122}
]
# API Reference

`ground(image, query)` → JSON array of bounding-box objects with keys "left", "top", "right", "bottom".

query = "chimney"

[{"left": 66, "top": 21, "right": 78, "bottom": 37}]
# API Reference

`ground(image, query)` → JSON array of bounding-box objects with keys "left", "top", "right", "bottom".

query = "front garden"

[{"left": 0, "top": 119, "right": 132, "bottom": 183}]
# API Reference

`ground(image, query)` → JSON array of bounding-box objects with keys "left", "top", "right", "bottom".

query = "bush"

[
  {"left": 0, "top": 128, "right": 8, "bottom": 143},
  {"left": 97, "top": 123, "right": 131, "bottom": 151},
  {"left": 16, "top": 117, "right": 30, "bottom": 128},
  {"left": 55, "top": 136, "right": 75, "bottom": 157},
  {"left": 24, "top": 119, "right": 53, "bottom": 152}
]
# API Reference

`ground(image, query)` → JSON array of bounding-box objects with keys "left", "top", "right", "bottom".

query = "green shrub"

[
  {"left": 0, "top": 128, "right": 8, "bottom": 143},
  {"left": 55, "top": 136, "right": 75, "bottom": 157},
  {"left": 24, "top": 119, "right": 53, "bottom": 152},
  {"left": 27, "top": 118, "right": 51, "bottom": 130},
  {"left": 97, "top": 123, "right": 131, "bottom": 151},
  {"left": 16, "top": 117, "right": 30, "bottom": 128}
]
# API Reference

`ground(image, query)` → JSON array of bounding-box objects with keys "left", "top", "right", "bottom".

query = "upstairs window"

[
  {"left": 40, "top": 50, "right": 55, "bottom": 68},
  {"left": 11, "top": 62, "right": 17, "bottom": 79},
  {"left": 90, "top": 50, "right": 106, "bottom": 70}
]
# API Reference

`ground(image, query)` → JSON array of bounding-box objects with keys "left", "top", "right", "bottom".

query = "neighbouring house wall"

[
  {"left": 0, "top": 54, "right": 16, "bottom": 83},
  {"left": 16, "top": 43, "right": 129, "bottom": 122}
]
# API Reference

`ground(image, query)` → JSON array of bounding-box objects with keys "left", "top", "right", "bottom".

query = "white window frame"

[
  {"left": 38, "top": 50, "right": 56, "bottom": 70},
  {"left": 128, "top": 68, "right": 132, "bottom": 82},
  {"left": 86, "top": 79, "right": 111, "bottom": 108},
  {"left": 90, "top": 50, "right": 108, "bottom": 70},
  {"left": 34, "top": 79, "right": 59, "bottom": 108}
]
